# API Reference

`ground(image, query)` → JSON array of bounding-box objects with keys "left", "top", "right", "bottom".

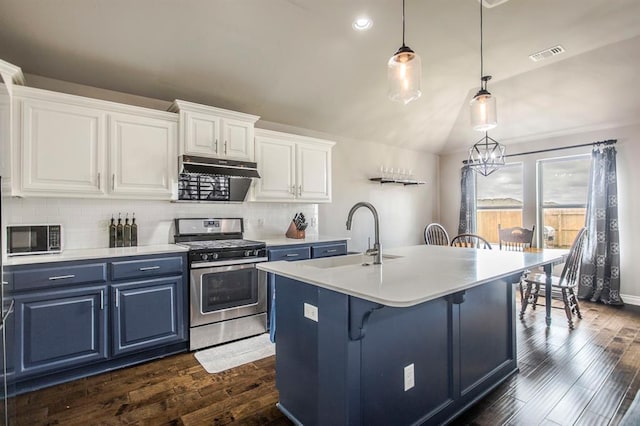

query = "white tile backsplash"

[{"left": 3, "top": 197, "right": 318, "bottom": 250}]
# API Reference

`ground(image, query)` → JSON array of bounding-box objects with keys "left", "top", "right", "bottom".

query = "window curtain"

[
  {"left": 458, "top": 165, "right": 477, "bottom": 234},
  {"left": 579, "top": 146, "right": 623, "bottom": 305}
]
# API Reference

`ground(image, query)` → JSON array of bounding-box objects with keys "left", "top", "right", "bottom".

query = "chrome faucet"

[{"left": 346, "top": 201, "right": 382, "bottom": 264}]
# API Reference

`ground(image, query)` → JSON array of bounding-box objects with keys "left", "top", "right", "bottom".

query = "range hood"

[
  {"left": 179, "top": 155, "right": 260, "bottom": 178},
  {"left": 178, "top": 155, "right": 260, "bottom": 202}
]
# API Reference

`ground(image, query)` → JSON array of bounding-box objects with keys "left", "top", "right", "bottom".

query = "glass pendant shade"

[
  {"left": 470, "top": 89, "right": 497, "bottom": 131},
  {"left": 468, "top": 133, "right": 505, "bottom": 176},
  {"left": 388, "top": 46, "right": 422, "bottom": 105}
]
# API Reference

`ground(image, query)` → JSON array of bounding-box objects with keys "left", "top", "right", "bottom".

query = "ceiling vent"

[
  {"left": 529, "top": 45, "right": 566, "bottom": 62},
  {"left": 478, "top": 0, "right": 512, "bottom": 8}
]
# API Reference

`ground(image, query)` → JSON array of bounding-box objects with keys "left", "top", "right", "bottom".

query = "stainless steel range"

[{"left": 174, "top": 218, "right": 268, "bottom": 350}]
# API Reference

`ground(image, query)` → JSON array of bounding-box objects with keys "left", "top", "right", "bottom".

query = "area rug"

[{"left": 194, "top": 333, "right": 275, "bottom": 374}]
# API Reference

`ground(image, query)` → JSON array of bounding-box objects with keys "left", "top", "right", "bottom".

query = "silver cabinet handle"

[
  {"left": 100, "top": 290, "right": 104, "bottom": 310},
  {"left": 97, "top": 172, "right": 101, "bottom": 190},
  {"left": 224, "top": 140, "right": 228, "bottom": 154},
  {"left": 326, "top": 249, "right": 338, "bottom": 253},
  {"left": 115, "top": 289, "right": 119, "bottom": 308},
  {"left": 112, "top": 174, "right": 115, "bottom": 190},
  {"left": 285, "top": 253, "right": 299, "bottom": 257},
  {"left": 139, "top": 266, "right": 160, "bottom": 271},
  {"left": 214, "top": 139, "right": 218, "bottom": 152},
  {"left": 290, "top": 185, "right": 296, "bottom": 195},
  {"left": 298, "top": 185, "right": 303, "bottom": 196},
  {"left": 48, "top": 274, "right": 75, "bottom": 281}
]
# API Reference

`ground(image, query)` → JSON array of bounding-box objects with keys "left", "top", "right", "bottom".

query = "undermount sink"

[{"left": 306, "top": 253, "right": 403, "bottom": 269}]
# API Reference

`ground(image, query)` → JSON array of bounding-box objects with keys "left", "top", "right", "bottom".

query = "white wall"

[
  {"left": 439, "top": 124, "right": 640, "bottom": 304},
  {"left": 319, "top": 137, "right": 438, "bottom": 253}
]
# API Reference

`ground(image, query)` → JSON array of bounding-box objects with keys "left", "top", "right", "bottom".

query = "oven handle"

[{"left": 190, "top": 257, "right": 269, "bottom": 269}]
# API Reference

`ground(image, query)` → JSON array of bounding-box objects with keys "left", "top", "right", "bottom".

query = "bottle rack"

[{"left": 369, "top": 177, "right": 426, "bottom": 186}]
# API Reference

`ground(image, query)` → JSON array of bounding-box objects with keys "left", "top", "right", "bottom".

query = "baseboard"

[{"left": 621, "top": 294, "right": 640, "bottom": 307}]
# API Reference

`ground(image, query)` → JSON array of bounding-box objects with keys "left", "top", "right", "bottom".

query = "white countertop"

[
  {"left": 4, "top": 244, "right": 189, "bottom": 266},
  {"left": 245, "top": 234, "right": 349, "bottom": 247},
  {"left": 257, "top": 245, "right": 567, "bottom": 307}
]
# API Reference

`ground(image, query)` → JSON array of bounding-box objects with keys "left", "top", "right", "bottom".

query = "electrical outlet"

[
  {"left": 404, "top": 363, "right": 415, "bottom": 391},
  {"left": 303, "top": 303, "right": 318, "bottom": 322}
]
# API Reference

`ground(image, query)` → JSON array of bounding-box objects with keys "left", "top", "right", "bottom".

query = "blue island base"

[{"left": 273, "top": 273, "right": 521, "bottom": 426}]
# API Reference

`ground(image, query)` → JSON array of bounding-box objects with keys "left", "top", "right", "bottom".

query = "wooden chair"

[
  {"left": 498, "top": 225, "right": 536, "bottom": 304},
  {"left": 450, "top": 234, "right": 493, "bottom": 249},
  {"left": 424, "top": 223, "right": 450, "bottom": 246},
  {"left": 498, "top": 224, "right": 535, "bottom": 251},
  {"left": 519, "top": 227, "right": 588, "bottom": 329}
]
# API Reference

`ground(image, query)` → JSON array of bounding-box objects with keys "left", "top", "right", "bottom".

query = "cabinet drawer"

[
  {"left": 311, "top": 243, "right": 347, "bottom": 259},
  {"left": 111, "top": 256, "right": 183, "bottom": 281},
  {"left": 11, "top": 263, "right": 107, "bottom": 292},
  {"left": 268, "top": 246, "right": 311, "bottom": 262}
]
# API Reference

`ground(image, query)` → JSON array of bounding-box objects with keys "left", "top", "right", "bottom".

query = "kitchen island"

[{"left": 257, "top": 245, "right": 565, "bottom": 426}]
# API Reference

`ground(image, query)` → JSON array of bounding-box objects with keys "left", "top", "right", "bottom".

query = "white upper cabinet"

[
  {"left": 252, "top": 129, "right": 334, "bottom": 203},
  {"left": 169, "top": 100, "right": 259, "bottom": 161},
  {"left": 254, "top": 135, "right": 296, "bottom": 201},
  {"left": 108, "top": 112, "right": 177, "bottom": 200},
  {"left": 296, "top": 142, "right": 332, "bottom": 202},
  {"left": 11, "top": 86, "right": 178, "bottom": 200},
  {"left": 19, "top": 97, "right": 107, "bottom": 196}
]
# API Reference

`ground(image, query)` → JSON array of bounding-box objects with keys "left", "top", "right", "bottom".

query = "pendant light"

[
  {"left": 468, "top": 132, "right": 505, "bottom": 176},
  {"left": 388, "top": 0, "right": 422, "bottom": 105},
  {"left": 469, "top": 0, "right": 497, "bottom": 131}
]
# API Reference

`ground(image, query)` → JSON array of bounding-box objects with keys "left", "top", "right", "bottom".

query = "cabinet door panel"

[
  {"left": 111, "top": 276, "right": 184, "bottom": 357},
  {"left": 109, "top": 113, "right": 176, "bottom": 199},
  {"left": 361, "top": 299, "right": 452, "bottom": 426},
  {"left": 459, "top": 278, "right": 513, "bottom": 394},
  {"left": 297, "top": 143, "right": 331, "bottom": 202},
  {"left": 222, "top": 118, "right": 253, "bottom": 160},
  {"left": 254, "top": 137, "right": 296, "bottom": 200},
  {"left": 21, "top": 98, "right": 105, "bottom": 195},
  {"left": 184, "top": 111, "right": 220, "bottom": 156},
  {"left": 15, "top": 286, "right": 108, "bottom": 378}
]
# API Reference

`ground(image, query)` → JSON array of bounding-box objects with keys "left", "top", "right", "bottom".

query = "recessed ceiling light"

[{"left": 352, "top": 17, "right": 373, "bottom": 31}]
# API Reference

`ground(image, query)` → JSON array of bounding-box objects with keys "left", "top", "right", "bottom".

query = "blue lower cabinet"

[
  {"left": 6, "top": 252, "right": 189, "bottom": 394},
  {"left": 14, "top": 286, "right": 108, "bottom": 379},
  {"left": 111, "top": 277, "right": 185, "bottom": 357}
]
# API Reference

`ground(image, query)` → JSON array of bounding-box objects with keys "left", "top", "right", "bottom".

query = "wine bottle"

[
  {"left": 116, "top": 213, "right": 124, "bottom": 247},
  {"left": 124, "top": 214, "right": 132, "bottom": 247},
  {"left": 109, "top": 216, "right": 116, "bottom": 248},
  {"left": 131, "top": 213, "right": 138, "bottom": 247}
]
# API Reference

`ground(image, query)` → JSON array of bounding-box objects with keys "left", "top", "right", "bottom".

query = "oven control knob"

[
  {"left": 253, "top": 249, "right": 260, "bottom": 256},
  {"left": 212, "top": 253, "right": 219, "bottom": 260},
  {"left": 200, "top": 253, "right": 209, "bottom": 261},
  {"left": 244, "top": 250, "right": 252, "bottom": 257}
]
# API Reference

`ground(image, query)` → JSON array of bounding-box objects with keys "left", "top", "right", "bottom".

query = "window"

[
  {"left": 537, "top": 155, "right": 590, "bottom": 248},
  {"left": 476, "top": 163, "right": 523, "bottom": 243}
]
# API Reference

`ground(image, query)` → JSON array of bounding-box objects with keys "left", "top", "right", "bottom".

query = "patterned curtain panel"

[
  {"left": 579, "top": 146, "right": 623, "bottom": 305},
  {"left": 458, "top": 165, "right": 477, "bottom": 234}
]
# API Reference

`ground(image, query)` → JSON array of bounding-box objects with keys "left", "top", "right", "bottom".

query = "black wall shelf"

[{"left": 369, "top": 177, "right": 425, "bottom": 186}]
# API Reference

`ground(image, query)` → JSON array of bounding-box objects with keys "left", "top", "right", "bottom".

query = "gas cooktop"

[{"left": 176, "top": 239, "right": 265, "bottom": 251}]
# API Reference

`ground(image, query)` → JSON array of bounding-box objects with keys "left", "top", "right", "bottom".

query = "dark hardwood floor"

[{"left": 11, "top": 300, "right": 640, "bottom": 425}]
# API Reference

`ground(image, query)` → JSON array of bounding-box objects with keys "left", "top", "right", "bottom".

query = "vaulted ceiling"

[{"left": 1, "top": 0, "right": 639, "bottom": 154}]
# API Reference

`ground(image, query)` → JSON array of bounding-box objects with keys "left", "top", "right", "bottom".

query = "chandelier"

[{"left": 468, "top": 132, "right": 505, "bottom": 177}]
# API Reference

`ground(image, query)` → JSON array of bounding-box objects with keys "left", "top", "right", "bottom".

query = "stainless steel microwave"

[{"left": 6, "top": 224, "right": 62, "bottom": 256}]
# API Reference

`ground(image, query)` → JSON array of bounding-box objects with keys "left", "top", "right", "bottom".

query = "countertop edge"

[{"left": 4, "top": 244, "right": 189, "bottom": 266}]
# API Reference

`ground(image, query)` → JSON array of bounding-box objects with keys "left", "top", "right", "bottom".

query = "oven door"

[{"left": 190, "top": 261, "right": 267, "bottom": 327}]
